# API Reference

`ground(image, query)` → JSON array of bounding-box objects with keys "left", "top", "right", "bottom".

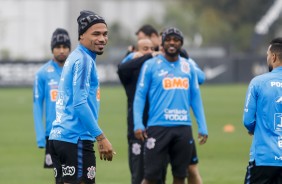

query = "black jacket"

[{"left": 117, "top": 54, "right": 153, "bottom": 140}]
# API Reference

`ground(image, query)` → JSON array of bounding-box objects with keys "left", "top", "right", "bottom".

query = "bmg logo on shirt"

[
  {"left": 163, "top": 77, "right": 189, "bottom": 90},
  {"left": 50, "top": 89, "right": 58, "bottom": 102},
  {"left": 96, "top": 87, "right": 100, "bottom": 101}
]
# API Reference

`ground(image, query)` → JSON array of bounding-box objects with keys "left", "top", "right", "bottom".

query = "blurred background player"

[
  {"left": 122, "top": 24, "right": 161, "bottom": 64},
  {"left": 117, "top": 38, "right": 161, "bottom": 184},
  {"left": 33, "top": 28, "right": 71, "bottom": 169},
  {"left": 126, "top": 24, "right": 160, "bottom": 54},
  {"left": 132, "top": 38, "right": 156, "bottom": 59}
]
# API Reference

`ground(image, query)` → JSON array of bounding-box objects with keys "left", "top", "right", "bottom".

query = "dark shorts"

[
  {"left": 49, "top": 140, "right": 96, "bottom": 184},
  {"left": 244, "top": 161, "right": 282, "bottom": 184},
  {"left": 128, "top": 139, "right": 145, "bottom": 184},
  {"left": 144, "top": 126, "right": 193, "bottom": 181},
  {"left": 128, "top": 138, "right": 167, "bottom": 184},
  {"left": 44, "top": 137, "right": 53, "bottom": 168}
]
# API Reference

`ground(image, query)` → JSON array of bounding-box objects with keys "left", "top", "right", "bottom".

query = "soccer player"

[
  {"left": 33, "top": 28, "right": 71, "bottom": 169},
  {"left": 119, "top": 25, "right": 206, "bottom": 184},
  {"left": 49, "top": 10, "right": 114, "bottom": 184},
  {"left": 133, "top": 27, "right": 208, "bottom": 184},
  {"left": 243, "top": 38, "right": 282, "bottom": 183}
]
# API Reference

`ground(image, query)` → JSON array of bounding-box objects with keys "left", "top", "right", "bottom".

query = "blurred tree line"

[{"left": 109, "top": 0, "right": 280, "bottom": 55}]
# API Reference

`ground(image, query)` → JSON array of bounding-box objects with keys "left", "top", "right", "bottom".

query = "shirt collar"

[{"left": 78, "top": 44, "right": 97, "bottom": 60}]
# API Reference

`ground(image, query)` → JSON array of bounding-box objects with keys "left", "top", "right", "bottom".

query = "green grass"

[{"left": 0, "top": 84, "right": 252, "bottom": 184}]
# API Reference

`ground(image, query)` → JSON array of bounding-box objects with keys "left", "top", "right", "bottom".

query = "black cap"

[
  {"left": 51, "top": 28, "right": 71, "bottom": 51},
  {"left": 161, "top": 27, "right": 184, "bottom": 45},
  {"left": 77, "top": 10, "right": 107, "bottom": 39}
]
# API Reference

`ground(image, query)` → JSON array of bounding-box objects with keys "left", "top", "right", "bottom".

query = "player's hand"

[
  {"left": 133, "top": 52, "right": 143, "bottom": 59},
  {"left": 152, "top": 51, "right": 162, "bottom": 57},
  {"left": 198, "top": 134, "right": 208, "bottom": 145},
  {"left": 127, "top": 45, "right": 135, "bottom": 52},
  {"left": 134, "top": 129, "right": 147, "bottom": 141},
  {"left": 96, "top": 134, "right": 116, "bottom": 161}
]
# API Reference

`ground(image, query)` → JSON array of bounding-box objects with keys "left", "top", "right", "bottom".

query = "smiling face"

[
  {"left": 79, "top": 23, "right": 108, "bottom": 55},
  {"left": 162, "top": 34, "right": 182, "bottom": 61}
]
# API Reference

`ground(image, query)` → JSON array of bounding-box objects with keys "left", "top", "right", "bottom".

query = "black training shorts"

[
  {"left": 143, "top": 125, "right": 193, "bottom": 181},
  {"left": 244, "top": 161, "right": 282, "bottom": 184},
  {"left": 44, "top": 137, "right": 53, "bottom": 168},
  {"left": 49, "top": 139, "right": 96, "bottom": 184}
]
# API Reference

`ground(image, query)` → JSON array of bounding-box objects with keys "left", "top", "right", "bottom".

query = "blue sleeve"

[
  {"left": 188, "top": 58, "right": 205, "bottom": 85},
  {"left": 190, "top": 65, "right": 208, "bottom": 135},
  {"left": 72, "top": 59, "right": 103, "bottom": 137},
  {"left": 133, "top": 61, "right": 152, "bottom": 131},
  {"left": 243, "top": 80, "right": 257, "bottom": 134},
  {"left": 33, "top": 72, "right": 46, "bottom": 148},
  {"left": 74, "top": 103, "right": 102, "bottom": 137},
  {"left": 121, "top": 53, "right": 134, "bottom": 64}
]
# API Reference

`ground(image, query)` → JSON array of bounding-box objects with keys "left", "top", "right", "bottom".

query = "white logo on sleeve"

[
  {"left": 276, "top": 96, "right": 282, "bottom": 103},
  {"left": 132, "top": 143, "right": 141, "bottom": 155},
  {"left": 274, "top": 113, "right": 282, "bottom": 131},
  {"left": 146, "top": 138, "right": 156, "bottom": 149}
]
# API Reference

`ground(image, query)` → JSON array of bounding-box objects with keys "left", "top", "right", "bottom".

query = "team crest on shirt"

[
  {"left": 180, "top": 60, "right": 190, "bottom": 74},
  {"left": 146, "top": 137, "right": 156, "bottom": 149},
  {"left": 132, "top": 143, "right": 141, "bottom": 155},
  {"left": 87, "top": 166, "right": 96, "bottom": 180},
  {"left": 47, "top": 66, "right": 55, "bottom": 72}
]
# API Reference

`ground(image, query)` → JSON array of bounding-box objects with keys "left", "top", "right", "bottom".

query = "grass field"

[{"left": 0, "top": 84, "right": 252, "bottom": 184}]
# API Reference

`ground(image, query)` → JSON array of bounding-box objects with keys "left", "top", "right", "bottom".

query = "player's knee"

[{"left": 188, "top": 164, "right": 200, "bottom": 177}]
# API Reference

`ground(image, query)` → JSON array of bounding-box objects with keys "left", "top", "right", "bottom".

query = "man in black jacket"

[{"left": 118, "top": 37, "right": 161, "bottom": 184}]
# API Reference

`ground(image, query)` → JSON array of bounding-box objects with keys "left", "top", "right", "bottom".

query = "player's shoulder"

[
  {"left": 64, "top": 47, "right": 85, "bottom": 67},
  {"left": 179, "top": 56, "right": 196, "bottom": 71},
  {"left": 252, "top": 72, "right": 271, "bottom": 81},
  {"left": 142, "top": 55, "right": 158, "bottom": 66},
  {"left": 121, "top": 52, "right": 134, "bottom": 64},
  {"left": 36, "top": 60, "right": 54, "bottom": 75},
  {"left": 69, "top": 47, "right": 84, "bottom": 60},
  {"left": 250, "top": 72, "right": 273, "bottom": 88}
]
